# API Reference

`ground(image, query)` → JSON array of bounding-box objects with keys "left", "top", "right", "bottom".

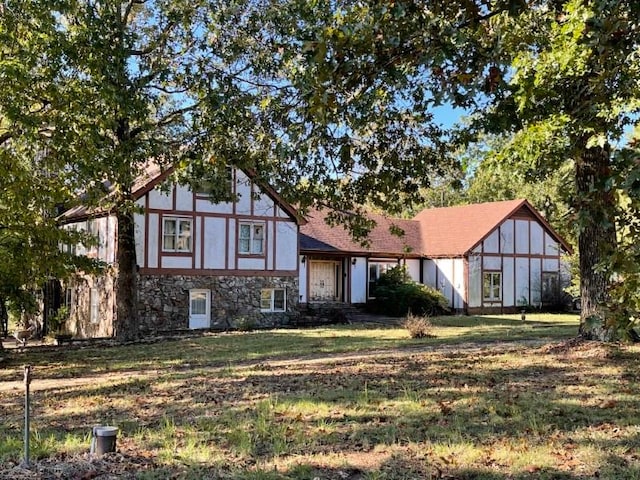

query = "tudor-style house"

[
  {"left": 299, "top": 199, "right": 571, "bottom": 314},
  {"left": 58, "top": 165, "right": 302, "bottom": 337}
]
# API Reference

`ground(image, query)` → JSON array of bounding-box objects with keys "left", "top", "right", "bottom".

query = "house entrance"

[
  {"left": 309, "top": 260, "right": 341, "bottom": 302},
  {"left": 189, "top": 289, "right": 211, "bottom": 329}
]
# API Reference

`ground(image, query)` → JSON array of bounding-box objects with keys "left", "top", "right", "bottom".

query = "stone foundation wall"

[
  {"left": 66, "top": 270, "right": 116, "bottom": 338},
  {"left": 138, "top": 274, "right": 299, "bottom": 332}
]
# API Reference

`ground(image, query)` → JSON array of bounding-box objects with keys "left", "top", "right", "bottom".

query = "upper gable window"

[
  {"left": 195, "top": 166, "right": 234, "bottom": 198},
  {"left": 163, "top": 218, "right": 192, "bottom": 252},
  {"left": 238, "top": 222, "right": 264, "bottom": 255}
]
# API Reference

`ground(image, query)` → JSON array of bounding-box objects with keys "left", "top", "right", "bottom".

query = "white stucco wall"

[
  {"left": 350, "top": 257, "right": 367, "bottom": 303},
  {"left": 275, "top": 221, "right": 298, "bottom": 270},
  {"left": 405, "top": 259, "right": 421, "bottom": 282}
]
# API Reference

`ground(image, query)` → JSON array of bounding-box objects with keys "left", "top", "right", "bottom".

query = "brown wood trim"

[
  {"left": 301, "top": 251, "right": 423, "bottom": 260},
  {"left": 171, "top": 184, "right": 176, "bottom": 211},
  {"left": 237, "top": 253, "right": 267, "bottom": 259},
  {"left": 527, "top": 219, "right": 532, "bottom": 306},
  {"left": 500, "top": 246, "right": 504, "bottom": 310},
  {"left": 139, "top": 268, "right": 298, "bottom": 277},
  {"left": 478, "top": 252, "right": 561, "bottom": 260},
  {"left": 305, "top": 255, "right": 310, "bottom": 302},
  {"left": 192, "top": 213, "right": 197, "bottom": 269},
  {"left": 144, "top": 194, "right": 150, "bottom": 269},
  {"left": 272, "top": 220, "right": 277, "bottom": 270},
  {"left": 347, "top": 257, "right": 352, "bottom": 303},
  {"left": 225, "top": 217, "right": 230, "bottom": 270},
  {"left": 250, "top": 183, "right": 254, "bottom": 216},
  {"left": 200, "top": 216, "right": 205, "bottom": 270},
  {"left": 157, "top": 212, "right": 162, "bottom": 268},
  {"left": 132, "top": 167, "right": 174, "bottom": 200},
  {"left": 146, "top": 207, "right": 284, "bottom": 221},
  {"left": 232, "top": 168, "right": 237, "bottom": 216},
  {"left": 513, "top": 253, "right": 516, "bottom": 309},
  {"left": 160, "top": 251, "right": 193, "bottom": 257}
]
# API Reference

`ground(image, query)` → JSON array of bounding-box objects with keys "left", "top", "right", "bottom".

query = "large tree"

[
  {"left": 2, "top": 0, "right": 453, "bottom": 339},
  {"left": 484, "top": 0, "right": 640, "bottom": 339},
  {"left": 0, "top": 3, "right": 98, "bottom": 332},
  {"left": 264, "top": 0, "right": 639, "bottom": 340},
  {"left": 4, "top": 0, "right": 638, "bottom": 341}
]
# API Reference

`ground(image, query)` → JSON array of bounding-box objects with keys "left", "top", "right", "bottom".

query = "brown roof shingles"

[
  {"left": 303, "top": 199, "right": 570, "bottom": 258},
  {"left": 300, "top": 209, "right": 423, "bottom": 257}
]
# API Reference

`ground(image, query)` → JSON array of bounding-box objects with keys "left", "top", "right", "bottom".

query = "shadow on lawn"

[
  {"left": 2, "top": 322, "right": 635, "bottom": 478},
  {"left": 2, "top": 345, "right": 637, "bottom": 476},
  {"left": 0, "top": 318, "right": 577, "bottom": 383}
]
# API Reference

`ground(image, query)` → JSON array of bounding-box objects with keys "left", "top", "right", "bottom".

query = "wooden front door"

[{"left": 309, "top": 260, "right": 340, "bottom": 302}]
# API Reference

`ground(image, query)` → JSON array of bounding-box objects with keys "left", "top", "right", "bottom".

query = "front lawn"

[{"left": 3, "top": 314, "right": 639, "bottom": 479}]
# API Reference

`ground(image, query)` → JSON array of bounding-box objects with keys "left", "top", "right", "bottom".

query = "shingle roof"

[
  {"left": 58, "top": 162, "right": 169, "bottom": 221},
  {"left": 302, "top": 199, "right": 571, "bottom": 258},
  {"left": 300, "top": 209, "right": 423, "bottom": 257},
  {"left": 413, "top": 198, "right": 570, "bottom": 256}
]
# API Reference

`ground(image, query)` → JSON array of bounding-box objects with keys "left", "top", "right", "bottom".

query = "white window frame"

[
  {"left": 239, "top": 222, "right": 265, "bottom": 255},
  {"left": 189, "top": 289, "right": 211, "bottom": 315},
  {"left": 260, "top": 288, "right": 286, "bottom": 312},
  {"left": 367, "top": 261, "right": 398, "bottom": 298},
  {"left": 162, "top": 217, "right": 192, "bottom": 252},
  {"left": 90, "top": 288, "right": 99, "bottom": 324},
  {"left": 483, "top": 271, "right": 502, "bottom": 301}
]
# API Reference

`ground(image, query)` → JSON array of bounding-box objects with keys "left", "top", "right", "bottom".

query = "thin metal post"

[{"left": 23, "top": 365, "right": 32, "bottom": 468}]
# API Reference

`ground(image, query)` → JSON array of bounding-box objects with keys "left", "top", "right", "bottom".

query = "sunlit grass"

[{"left": 3, "top": 314, "right": 639, "bottom": 479}]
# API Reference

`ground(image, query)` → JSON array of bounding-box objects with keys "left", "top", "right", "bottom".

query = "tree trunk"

[
  {"left": 113, "top": 208, "right": 139, "bottom": 340},
  {"left": 575, "top": 143, "right": 617, "bottom": 341}
]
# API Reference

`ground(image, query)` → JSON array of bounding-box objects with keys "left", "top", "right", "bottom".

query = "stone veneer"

[
  {"left": 137, "top": 274, "right": 299, "bottom": 332},
  {"left": 65, "top": 269, "right": 116, "bottom": 338}
]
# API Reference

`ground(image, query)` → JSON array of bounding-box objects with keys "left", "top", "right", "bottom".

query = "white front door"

[
  {"left": 189, "top": 289, "right": 211, "bottom": 329},
  {"left": 310, "top": 261, "right": 339, "bottom": 302}
]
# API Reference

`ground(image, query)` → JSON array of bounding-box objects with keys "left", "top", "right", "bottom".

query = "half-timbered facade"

[
  {"left": 415, "top": 199, "right": 571, "bottom": 313},
  {"left": 300, "top": 200, "right": 571, "bottom": 314},
  {"left": 59, "top": 165, "right": 302, "bottom": 337}
]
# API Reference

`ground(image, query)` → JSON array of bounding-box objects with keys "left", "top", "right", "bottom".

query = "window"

[
  {"left": 260, "top": 288, "right": 286, "bottom": 312},
  {"left": 542, "top": 272, "right": 560, "bottom": 303},
  {"left": 63, "top": 224, "right": 78, "bottom": 255},
  {"left": 195, "top": 165, "right": 234, "bottom": 198},
  {"left": 90, "top": 288, "right": 99, "bottom": 324},
  {"left": 64, "top": 288, "right": 74, "bottom": 309},
  {"left": 84, "top": 219, "right": 100, "bottom": 257},
  {"left": 483, "top": 272, "right": 501, "bottom": 301},
  {"left": 368, "top": 261, "right": 398, "bottom": 298},
  {"left": 239, "top": 222, "right": 264, "bottom": 255},
  {"left": 190, "top": 290, "right": 209, "bottom": 316},
  {"left": 163, "top": 218, "right": 192, "bottom": 252}
]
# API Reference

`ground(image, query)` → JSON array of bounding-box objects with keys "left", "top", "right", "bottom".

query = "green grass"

[{"left": 3, "top": 313, "right": 639, "bottom": 479}]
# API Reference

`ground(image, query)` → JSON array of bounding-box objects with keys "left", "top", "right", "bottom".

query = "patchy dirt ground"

[{"left": 1, "top": 334, "right": 639, "bottom": 479}]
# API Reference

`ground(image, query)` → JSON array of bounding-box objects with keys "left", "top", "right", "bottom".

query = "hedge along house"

[
  {"left": 413, "top": 199, "right": 572, "bottom": 313},
  {"left": 299, "top": 209, "right": 424, "bottom": 305},
  {"left": 57, "top": 164, "right": 303, "bottom": 337},
  {"left": 299, "top": 199, "right": 571, "bottom": 314}
]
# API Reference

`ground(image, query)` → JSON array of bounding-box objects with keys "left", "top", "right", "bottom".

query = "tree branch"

[
  {"left": 126, "top": 21, "right": 176, "bottom": 56},
  {"left": 0, "top": 131, "right": 12, "bottom": 146}
]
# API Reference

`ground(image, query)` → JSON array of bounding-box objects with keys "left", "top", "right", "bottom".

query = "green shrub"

[
  {"left": 367, "top": 266, "right": 449, "bottom": 317},
  {"left": 403, "top": 312, "right": 434, "bottom": 339}
]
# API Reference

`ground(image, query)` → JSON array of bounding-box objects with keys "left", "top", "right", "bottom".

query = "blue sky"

[{"left": 432, "top": 104, "right": 468, "bottom": 129}]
